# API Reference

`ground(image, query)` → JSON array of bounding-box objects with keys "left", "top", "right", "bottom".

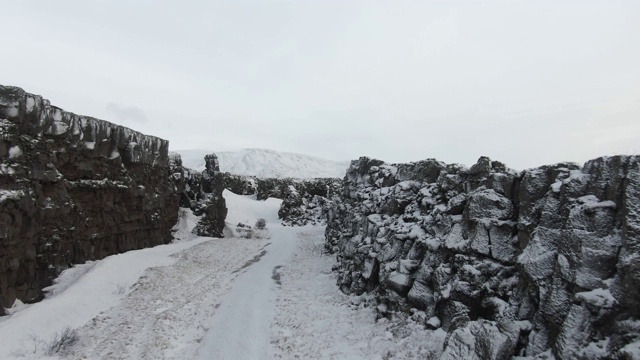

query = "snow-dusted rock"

[
  {"left": 169, "top": 153, "right": 227, "bottom": 238},
  {"left": 326, "top": 154, "right": 640, "bottom": 358}
]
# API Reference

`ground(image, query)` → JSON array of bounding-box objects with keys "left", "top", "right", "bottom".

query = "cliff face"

[
  {"left": 0, "top": 85, "right": 179, "bottom": 314},
  {"left": 325, "top": 155, "right": 640, "bottom": 359}
]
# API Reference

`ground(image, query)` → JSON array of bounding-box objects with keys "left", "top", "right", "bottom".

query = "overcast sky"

[{"left": 2, "top": 0, "right": 639, "bottom": 169}]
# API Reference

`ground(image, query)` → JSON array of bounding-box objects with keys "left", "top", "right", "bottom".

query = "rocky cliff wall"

[
  {"left": 325, "top": 155, "right": 640, "bottom": 359},
  {"left": 0, "top": 85, "right": 179, "bottom": 314}
]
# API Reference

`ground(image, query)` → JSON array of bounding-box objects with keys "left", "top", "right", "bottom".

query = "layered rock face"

[
  {"left": 0, "top": 85, "right": 179, "bottom": 314},
  {"left": 325, "top": 155, "right": 640, "bottom": 358}
]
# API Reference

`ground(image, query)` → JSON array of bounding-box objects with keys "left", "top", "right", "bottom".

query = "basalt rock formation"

[
  {"left": 216, "top": 172, "right": 342, "bottom": 226},
  {"left": 169, "top": 153, "right": 227, "bottom": 238},
  {"left": 278, "top": 178, "right": 341, "bottom": 226},
  {"left": 325, "top": 155, "right": 640, "bottom": 359},
  {"left": 0, "top": 85, "right": 180, "bottom": 314},
  {"left": 197, "top": 168, "right": 343, "bottom": 226}
]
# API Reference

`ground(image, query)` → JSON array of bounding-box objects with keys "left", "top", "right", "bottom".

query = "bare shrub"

[{"left": 46, "top": 327, "right": 79, "bottom": 355}]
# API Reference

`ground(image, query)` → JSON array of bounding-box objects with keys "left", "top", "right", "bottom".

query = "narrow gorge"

[{"left": 2, "top": 84, "right": 639, "bottom": 359}]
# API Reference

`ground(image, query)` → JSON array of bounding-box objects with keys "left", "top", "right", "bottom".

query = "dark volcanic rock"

[
  {"left": 278, "top": 178, "right": 342, "bottom": 226},
  {"left": 326, "top": 155, "right": 640, "bottom": 359},
  {"left": 169, "top": 152, "right": 227, "bottom": 238},
  {"left": 208, "top": 170, "right": 343, "bottom": 227},
  {"left": 0, "top": 85, "right": 179, "bottom": 311},
  {"left": 192, "top": 154, "right": 227, "bottom": 237},
  {"left": 221, "top": 173, "right": 257, "bottom": 196}
]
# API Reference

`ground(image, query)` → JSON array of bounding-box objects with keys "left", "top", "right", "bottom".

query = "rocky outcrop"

[
  {"left": 278, "top": 178, "right": 342, "bottom": 226},
  {"left": 199, "top": 169, "right": 343, "bottom": 226},
  {"left": 255, "top": 178, "right": 296, "bottom": 201},
  {"left": 192, "top": 155, "right": 227, "bottom": 237},
  {"left": 0, "top": 85, "right": 179, "bottom": 313},
  {"left": 215, "top": 172, "right": 342, "bottom": 226},
  {"left": 325, "top": 155, "right": 640, "bottom": 359},
  {"left": 169, "top": 153, "right": 227, "bottom": 238},
  {"left": 220, "top": 173, "right": 257, "bottom": 196}
]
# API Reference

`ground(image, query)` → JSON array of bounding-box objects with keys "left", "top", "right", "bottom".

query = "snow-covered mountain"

[{"left": 175, "top": 148, "right": 349, "bottom": 179}]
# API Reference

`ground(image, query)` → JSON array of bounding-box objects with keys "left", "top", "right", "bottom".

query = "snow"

[
  {"left": 620, "top": 339, "right": 640, "bottom": 359},
  {"left": 0, "top": 163, "right": 16, "bottom": 176},
  {"left": 579, "top": 338, "right": 611, "bottom": 358},
  {"left": 196, "top": 222, "right": 297, "bottom": 359},
  {"left": 175, "top": 148, "right": 349, "bottom": 179},
  {"left": 223, "top": 189, "right": 282, "bottom": 227},
  {"left": 50, "top": 121, "right": 69, "bottom": 135},
  {"left": 577, "top": 195, "right": 616, "bottom": 210},
  {"left": 0, "top": 243, "right": 215, "bottom": 358},
  {"left": 5, "top": 107, "right": 19, "bottom": 118},
  {"left": 270, "top": 227, "right": 446, "bottom": 359},
  {"left": 0, "top": 189, "right": 24, "bottom": 204},
  {"left": 575, "top": 288, "right": 617, "bottom": 308},
  {"left": 25, "top": 97, "right": 36, "bottom": 113},
  {"left": 0, "top": 189, "right": 446, "bottom": 359},
  {"left": 52, "top": 109, "right": 62, "bottom": 122},
  {"left": 8, "top": 145, "right": 22, "bottom": 158}
]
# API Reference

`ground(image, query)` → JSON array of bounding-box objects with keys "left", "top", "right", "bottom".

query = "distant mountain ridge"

[{"left": 175, "top": 148, "right": 349, "bottom": 179}]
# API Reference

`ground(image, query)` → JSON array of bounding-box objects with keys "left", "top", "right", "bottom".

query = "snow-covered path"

[
  {"left": 1, "top": 190, "right": 444, "bottom": 359},
  {"left": 195, "top": 191, "right": 299, "bottom": 359},
  {"left": 196, "top": 226, "right": 299, "bottom": 359}
]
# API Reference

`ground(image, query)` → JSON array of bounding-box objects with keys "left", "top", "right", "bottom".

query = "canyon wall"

[
  {"left": 0, "top": 85, "right": 180, "bottom": 314},
  {"left": 325, "top": 155, "right": 640, "bottom": 359}
]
